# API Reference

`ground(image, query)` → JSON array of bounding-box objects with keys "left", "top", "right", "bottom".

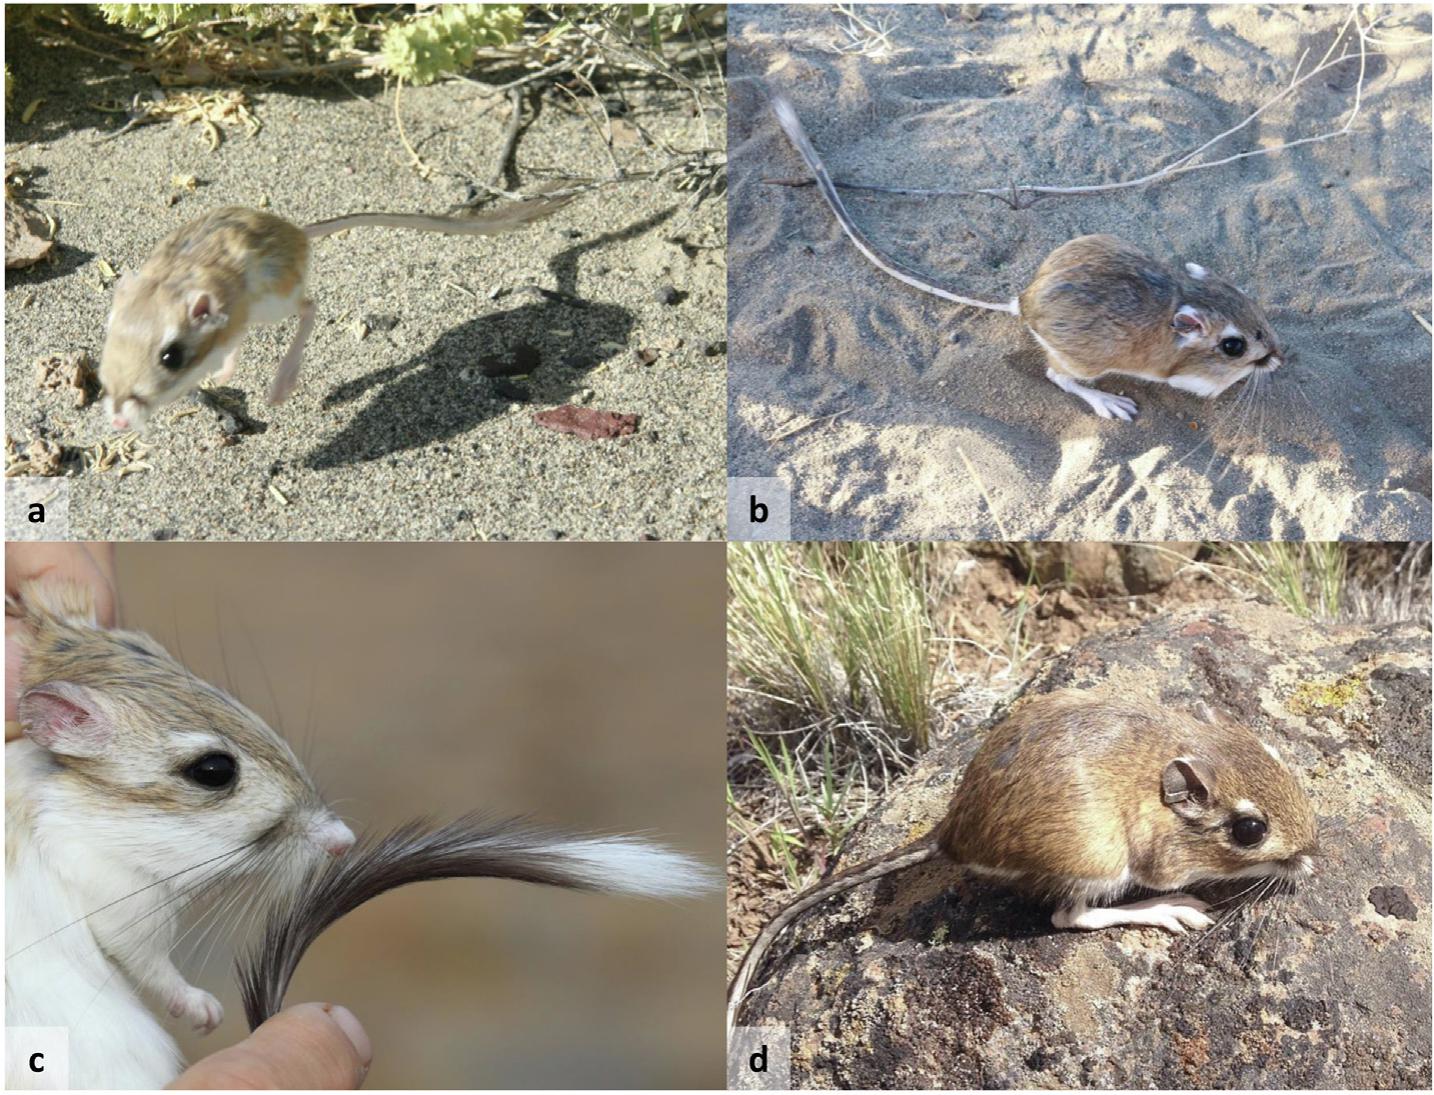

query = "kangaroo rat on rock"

[
  {"left": 771, "top": 96, "right": 1284, "bottom": 421},
  {"left": 727, "top": 691, "right": 1319, "bottom": 1037},
  {"left": 5, "top": 579, "right": 713, "bottom": 1089},
  {"left": 99, "top": 193, "right": 571, "bottom": 432}
]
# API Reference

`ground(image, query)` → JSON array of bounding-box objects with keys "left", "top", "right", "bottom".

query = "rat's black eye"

[
  {"left": 1220, "top": 336, "right": 1247, "bottom": 358},
  {"left": 185, "top": 752, "right": 237, "bottom": 789},
  {"left": 159, "top": 342, "right": 185, "bottom": 372},
  {"left": 1232, "top": 816, "right": 1267, "bottom": 847}
]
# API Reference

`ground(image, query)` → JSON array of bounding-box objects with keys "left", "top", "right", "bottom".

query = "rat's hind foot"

[
  {"left": 1045, "top": 368, "right": 1139, "bottom": 421},
  {"left": 1053, "top": 893, "right": 1212, "bottom": 934},
  {"left": 268, "top": 297, "right": 316, "bottom": 405},
  {"left": 167, "top": 983, "right": 223, "bottom": 1034}
]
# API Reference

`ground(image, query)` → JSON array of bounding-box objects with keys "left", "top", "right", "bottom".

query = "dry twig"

[{"left": 775, "top": 6, "right": 1410, "bottom": 209}]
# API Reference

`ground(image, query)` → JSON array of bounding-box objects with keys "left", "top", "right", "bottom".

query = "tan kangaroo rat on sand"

[
  {"left": 771, "top": 95, "right": 1285, "bottom": 421},
  {"left": 727, "top": 691, "right": 1319, "bottom": 1037},
  {"left": 99, "top": 192, "right": 572, "bottom": 431},
  {"left": 5, "top": 578, "right": 714, "bottom": 1089}
]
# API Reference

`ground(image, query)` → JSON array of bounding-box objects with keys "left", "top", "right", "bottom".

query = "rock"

[
  {"left": 34, "top": 352, "right": 98, "bottom": 409},
  {"left": 1122, "top": 542, "right": 1201, "bottom": 593},
  {"left": 532, "top": 405, "right": 639, "bottom": 440},
  {"left": 24, "top": 438, "right": 65, "bottom": 476},
  {"left": 734, "top": 601, "right": 1430, "bottom": 1088},
  {"left": 1024, "top": 543, "right": 1200, "bottom": 595},
  {"left": 1025, "top": 542, "right": 1122, "bottom": 592},
  {"left": 1034, "top": 588, "right": 1081, "bottom": 620},
  {"left": 5, "top": 195, "right": 55, "bottom": 269}
]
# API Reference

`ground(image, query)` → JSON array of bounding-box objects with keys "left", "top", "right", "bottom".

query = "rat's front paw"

[{"left": 168, "top": 985, "right": 223, "bottom": 1034}]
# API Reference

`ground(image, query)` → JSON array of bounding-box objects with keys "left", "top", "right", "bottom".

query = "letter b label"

[{"left": 727, "top": 478, "right": 791, "bottom": 540}]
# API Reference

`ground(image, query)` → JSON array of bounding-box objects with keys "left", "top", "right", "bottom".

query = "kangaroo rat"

[
  {"left": 5, "top": 579, "right": 713, "bottom": 1089},
  {"left": 727, "top": 691, "right": 1319, "bottom": 1036},
  {"left": 771, "top": 95, "right": 1284, "bottom": 421},
  {"left": 5, "top": 578, "right": 355, "bottom": 1087},
  {"left": 99, "top": 193, "right": 571, "bottom": 432}
]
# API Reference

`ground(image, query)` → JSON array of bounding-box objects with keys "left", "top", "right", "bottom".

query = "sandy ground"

[
  {"left": 5, "top": 23, "right": 725, "bottom": 541},
  {"left": 727, "top": 4, "right": 1431, "bottom": 540}
]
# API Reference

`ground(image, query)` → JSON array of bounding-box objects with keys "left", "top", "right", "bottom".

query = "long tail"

[
  {"left": 237, "top": 815, "right": 716, "bottom": 1028},
  {"left": 726, "top": 838, "right": 940, "bottom": 1040},
  {"left": 770, "top": 94, "right": 1018, "bottom": 315},
  {"left": 304, "top": 192, "right": 573, "bottom": 240}
]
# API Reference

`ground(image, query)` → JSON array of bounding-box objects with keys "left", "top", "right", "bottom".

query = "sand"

[
  {"left": 5, "top": 24, "right": 726, "bottom": 541},
  {"left": 727, "top": 4, "right": 1431, "bottom": 540}
]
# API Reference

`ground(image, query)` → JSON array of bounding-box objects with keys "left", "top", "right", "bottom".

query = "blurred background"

[{"left": 107, "top": 543, "right": 722, "bottom": 1088}]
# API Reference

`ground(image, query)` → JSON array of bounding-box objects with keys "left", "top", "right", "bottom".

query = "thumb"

[{"left": 168, "top": 1002, "right": 371, "bottom": 1089}]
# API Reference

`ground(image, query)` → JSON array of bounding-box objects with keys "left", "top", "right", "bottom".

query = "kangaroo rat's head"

[
  {"left": 9, "top": 579, "right": 353, "bottom": 886},
  {"left": 1166, "top": 262, "right": 1283, "bottom": 396},
  {"left": 100, "top": 273, "right": 233, "bottom": 432},
  {"left": 1155, "top": 707, "right": 1317, "bottom": 887}
]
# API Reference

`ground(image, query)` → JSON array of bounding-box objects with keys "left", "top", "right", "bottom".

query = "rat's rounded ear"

[
  {"left": 1171, "top": 305, "right": 1210, "bottom": 343},
  {"left": 184, "top": 289, "right": 228, "bottom": 330},
  {"left": 18, "top": 682, "right": 115, "bottom": 759},
  {"left": 1162, "top": 757, "right": 1216, "bottom": 819}
]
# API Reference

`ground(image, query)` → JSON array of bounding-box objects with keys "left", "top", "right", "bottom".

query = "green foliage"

[
  {"left": 94, "top": 4, "right": 527, "bottom": 85},
  {"left": 97, "top": 4, "right": 275, "bottom": 31},
  {"left": 380, "top": 5, "right": 526, "bottom": 85}
]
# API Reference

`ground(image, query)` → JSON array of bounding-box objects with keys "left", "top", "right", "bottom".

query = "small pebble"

[{"left": 654, "top": 283, "right": 680, "bottom": 305}]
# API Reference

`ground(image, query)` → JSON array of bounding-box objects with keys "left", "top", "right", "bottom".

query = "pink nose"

[
  {"left": 112, "top": 415, "right": 129, "bottom": 429},
  {"left": 311, "top": 816, "right": 356, "bottom": 857}
]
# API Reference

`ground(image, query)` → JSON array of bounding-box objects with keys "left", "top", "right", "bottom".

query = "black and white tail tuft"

[{"left": 237, "top": 815, "right": 716, "bottom": 1028}]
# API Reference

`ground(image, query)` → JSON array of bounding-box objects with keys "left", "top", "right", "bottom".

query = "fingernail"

[{"left": 324, "top": 1003, "right": 372, "bottom": 1070}]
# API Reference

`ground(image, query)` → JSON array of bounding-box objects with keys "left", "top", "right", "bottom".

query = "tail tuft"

[
  {"left": 238, "top": 816, "right": 716, "bottom": 1028},
  {"left": 544, "top": 835, "right": 720, "bottom": 899}
]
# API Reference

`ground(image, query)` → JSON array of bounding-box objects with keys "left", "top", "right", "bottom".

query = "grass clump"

[
  {"left": 1211, "top": 542, "right": 1429, "bottom": 626},
  {"left": 727, "top": 542, "right": 939, "bottom": 895},
  {"left": 729, "top": 542, "right": 934, "bottom": 753},
  {"left": 1218, "top": 542, "right": 1347, "bottom": 620}
]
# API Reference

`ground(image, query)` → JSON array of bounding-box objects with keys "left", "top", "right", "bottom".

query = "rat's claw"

[
  {"left": 1091, "top": 391, "right": 1138, "bottom": 421},
  {"left": 1162, "top": 895, "right": 1214, "bottom": 931},
  {"left": 1045, "top": 368, "right": 1140, "bottom": 421}
]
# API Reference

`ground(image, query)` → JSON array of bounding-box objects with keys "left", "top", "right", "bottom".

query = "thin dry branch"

[
  {"left": 488, "top": 86, "right": 526, "bottom": 188},
  {"left": 772, "top": 6, "right": 1410, "bottom": 209}
]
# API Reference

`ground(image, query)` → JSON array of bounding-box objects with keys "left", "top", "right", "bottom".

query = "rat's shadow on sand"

[{"left": 302, "top": 207, "right": 675, "bottom": 470}]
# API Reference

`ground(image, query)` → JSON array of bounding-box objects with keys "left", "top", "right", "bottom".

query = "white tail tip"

[{"left": 559, "top": 836, "right": 720, "bottom": 899}]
